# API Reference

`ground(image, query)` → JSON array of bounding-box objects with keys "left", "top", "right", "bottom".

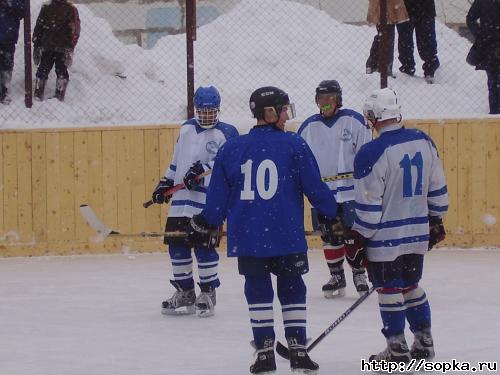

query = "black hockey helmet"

[
  {"left": 315, "top": 80, "right": 342, "bottom": 107},
  {"left": 249, "top": 86, "right": 291, "bottom": 120}
]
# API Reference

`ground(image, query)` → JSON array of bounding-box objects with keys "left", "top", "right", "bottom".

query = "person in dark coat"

[
  {"left": 366, "top": 0, "right": 409, "bottom": 77},
  {"left": 0, "top": 0, "right": 24, "bottom": 104},
  {"left": 33, "top": 0, "right": 80, "bottom": 101},
  {"left": 397, "top": 0, "right": 440, "bottom": 82},
  {"left": 467, "top": 0, "right": 500, "bottom": 114}
]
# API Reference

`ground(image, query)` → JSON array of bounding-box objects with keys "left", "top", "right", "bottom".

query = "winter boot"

[
  {"left": 34, "top": 78, "right": 47, "bottom": 101},
  {"left": 195, "top": 282, "right": 216, "bottom": 318},
  {"left": 369, "top": 333, "right": 411, "bottom": 364},
  {"left": 161, "top": 280, "right": 196, "bottom": 315},
  {"left": 289, "top": 344, "right": 319, "bottom": 374},
  {"left": 410, "top": 327, "right": 435, "bottom": 360},
  {"left": 352, "top": 268, "right": 369, "bottom": 296},
  {"left": 322, "top": 268, "right": 346, "bottom": 298},
  {"left": 399, "top": 65, "right": 415, "bottom": 76},
  {"left": 0, "top": 70, "right": 12, "bottom": 105},
  {"left": 250, "top": 338, "right": 276, "bottom": 374},
  {"left": 55, "top": 77, "right": 69, "bottom": 101}
]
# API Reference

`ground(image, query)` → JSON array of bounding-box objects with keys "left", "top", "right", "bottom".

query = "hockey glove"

[
  {"left": 317, "top": 214, "right": 344, "bottom": 244},
  {"left": 428, "top": 216, "right": 445, "bottom": 250},
  {"left": 344, "top": 229, "right": 367, "bottom": 269},
  {"left": 33, "top": 47, "right": 42, "bottom": 66},
  {"left": 151, "top": 177, "right": 174, "bottom": 204},
  {"left": 186, "top": 214, "right": 220, "bottom": 248},
  {"left": 183, "top": 161, "right": 207, "bottom": 190}
]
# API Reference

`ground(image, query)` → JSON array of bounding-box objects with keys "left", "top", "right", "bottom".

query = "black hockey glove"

[
  {"left": 183, "top": 161, "right": 207, "bottom": 190},
  {"left": 317, "top": 214, "right": 344, "bottom": 244},
  {"left": 151, "top": 177, "right": 174, "bottom": 204},
  {"left": 186, "top": 214, "right": 220, "bottom": 248},
  {"left": 428, "top": 216, "right": 445, "bottom": 250},
  {"left": 344, "top": 229, "right": 367, "bottom": 269}
]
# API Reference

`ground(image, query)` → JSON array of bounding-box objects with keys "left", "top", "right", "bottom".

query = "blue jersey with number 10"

[{"left": 200, "top": 125, "right": 338, "bottom": 258}]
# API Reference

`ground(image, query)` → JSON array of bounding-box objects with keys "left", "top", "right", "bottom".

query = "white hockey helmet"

[{"left": 363, "top": 88, "right": 401, "bottom": 123}]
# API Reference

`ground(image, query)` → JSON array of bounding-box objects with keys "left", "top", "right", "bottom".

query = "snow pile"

[{"left": 1, "top": 0, "right": 490, "bottom": 130}]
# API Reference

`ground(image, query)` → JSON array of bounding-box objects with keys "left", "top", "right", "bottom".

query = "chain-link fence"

[{"left": 1, "top": 0, "right": 486, "bottom": 130}]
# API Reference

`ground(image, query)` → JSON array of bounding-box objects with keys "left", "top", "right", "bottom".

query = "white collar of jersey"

[{"left": 378, "top": 123, "right": 403, "bottom": 134}]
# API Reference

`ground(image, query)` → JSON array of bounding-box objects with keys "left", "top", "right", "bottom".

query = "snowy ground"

[
  {"left": 0, "top": 248, "right": 499, "bottom": 375},
  {"left": 1, "top": 0, "right": 495, "bottom": 130}
]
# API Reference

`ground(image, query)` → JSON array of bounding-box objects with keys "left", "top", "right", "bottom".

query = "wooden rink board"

[{"left": 1, "top": 119, "right": 499, "bottom": 257}]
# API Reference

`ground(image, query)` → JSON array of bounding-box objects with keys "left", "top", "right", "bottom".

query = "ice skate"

[
  {"left": 322, "top": 269, "right": 346, "bottom": 298},
  {"left": 161, "top": 280, "right": 195, "bottom": 316},
  {"left": 289, "top": 347, "right": 319, "bottom": 374},
  {"left": 195, "top": 283, "right": 216, "bottom": 318},
  {"left": 250, "top": 338, "right": 276, "bottom": 374},
  {"left": 352, "top": 268, "right": 369, "bottom": 296},
  {"left": 410, "top": 328, "right": 435, "bottom": 361},
  {"left": 369, "top": 334, "right": 412, "bottom": 374}
]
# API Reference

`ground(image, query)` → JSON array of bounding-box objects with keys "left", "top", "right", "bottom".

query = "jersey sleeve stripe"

[
  {"left": 171, "top": 200, "right": 205, "bottom": 209},
  {"left": 428, "top": 204, "right": 448, "bottom": 212},
  {"left": 427, "top": 186, "right": 447, "bottom": 197}
]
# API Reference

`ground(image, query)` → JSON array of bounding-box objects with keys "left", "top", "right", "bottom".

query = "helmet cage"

[{"left": 195, "top": 107, "right": 220, "bottom": 129}]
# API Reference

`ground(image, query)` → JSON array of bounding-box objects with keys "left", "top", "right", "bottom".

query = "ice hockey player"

[
  {"left": 345, "top": 87, "right": 447, "bottom": 363},
  {"left": 151, "top": 86, "right": 238, "bottom": 318},
  {"left": 32, "top": 0, "right": 80, "bottom": 101},
  {"left": 298, "top": 80, "right": 372, "bottom": 298},
  {"left": 185, "top": 86, "right": 340, "bottom": 374}
]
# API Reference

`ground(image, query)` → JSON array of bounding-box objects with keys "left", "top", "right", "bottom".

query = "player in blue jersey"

[
  {"left": 185, "top": 86, "right": 339, "bottom": 374},
  {"left": 345, "top": 88, "right": 447, "bottom": 363},
  {"left": 298, "top": 80, "right": 372, "bottom": 298},
  {"left": 151, "top": 86, "right": 239, "bottom": 318}
]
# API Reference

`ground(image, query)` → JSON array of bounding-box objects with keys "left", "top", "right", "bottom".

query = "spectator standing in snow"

[{"left": 33, "top": 0, "right": 80, "bottom": 101}]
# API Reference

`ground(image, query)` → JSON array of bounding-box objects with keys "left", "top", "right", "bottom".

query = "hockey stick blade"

[
  {"left": 322, "top": 172, "right": 353, "bottom": 182},
  {"left": 80, "top": 204, "right": 114, "bottom": 240},
  {"left": 275, "top": 287, "right": 375, "bottom": 360}
]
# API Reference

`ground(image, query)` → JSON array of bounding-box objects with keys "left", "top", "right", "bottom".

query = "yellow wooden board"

[
  {"left": 31, "top": 133, "right": 47, "bottom": 243},
  {"left": 16, "top": 133, "right": 33, "bottom": 243},
  {"left": 2, "top": 134, "right": 18, "bottom": 243},
  {"left": 60, "top": 133, "right": 75, "bottom": 240},
  {"left": 46, "top": 133, "right": 61, "bottom": 242}
]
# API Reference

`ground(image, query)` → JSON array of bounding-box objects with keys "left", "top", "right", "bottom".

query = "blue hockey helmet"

[{"left": 194, "top": 86, "right": 221, "bottom": 129}]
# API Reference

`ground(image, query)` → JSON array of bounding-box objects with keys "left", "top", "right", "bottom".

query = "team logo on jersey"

[
  {"left": 341, "top": 128, "right": 352, "bottom": 141},
  {"left": 206, "top": 140, "right": 220, "bottom": 155}
]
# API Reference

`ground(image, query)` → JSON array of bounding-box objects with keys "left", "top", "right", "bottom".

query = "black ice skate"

[
  {"left": 250, "top": 338, "right": 276, "bottom": 374},
  {"left": 289, "top": 347, "right": 319, "bottom": 374},
  {"left": 410, "top": 328, "right": 435, "bottom": 361},
  {"left": 369, "top": 334, "right": 412, "bottom": 368},
  {"left": 352, "top": 268, "right": 369, "bottom": 296},
  {"left": 161, "top": 280, "right": 195, "bottom": 315},
  {"left": 322, "top": 269, "right": 346, "bottom": 298},
  {"left": 195, "top": 282, "right": 216, "bottom": 318}
]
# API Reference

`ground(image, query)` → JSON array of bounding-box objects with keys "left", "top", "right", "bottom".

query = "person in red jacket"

[{"left": 32, "top": 0, "right": 80, "bottom": 101}]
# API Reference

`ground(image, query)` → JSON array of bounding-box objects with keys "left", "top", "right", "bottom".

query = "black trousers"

[
  {"left": 366, "top": 24, "right": 395, "bottom": 72},
  {"left": 36, "top": 50, "right": 68, "bottom": 80},
  {"left": 487, "top": 68, "right": 500, "bottom": 114},
  {"left": 0, "top": 43, "right": 15, "bottom": 71},
  {"left": 397, "top": 18, "right": 439, "bottom": 75}
]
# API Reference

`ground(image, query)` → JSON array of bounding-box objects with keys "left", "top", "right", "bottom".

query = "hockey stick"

[
  {"left": 143, "top": 171, "right": 351, "bottom": 208},
  {"left": 321, "top": 172, "right": 353, "bottom": 182},
  {"left": 80, "top": 204, "right": 322, "bottom": 242},
  {"left": 143, "top": 170, "right": 213, "bottom": 208},
  {"left": 275, "top": 286, "right": 375, "bottom": 360}
]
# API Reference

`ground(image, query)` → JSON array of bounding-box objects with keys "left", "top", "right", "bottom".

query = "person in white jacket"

[
  {"left": 151, "top": 86, "right": 239, "bottom": 318},
  {"left": 346, "top": 88, "right": 447, "bottom": 363},
  {"left": 298, "top": 80, "right": 372, "bottom": 298}
]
